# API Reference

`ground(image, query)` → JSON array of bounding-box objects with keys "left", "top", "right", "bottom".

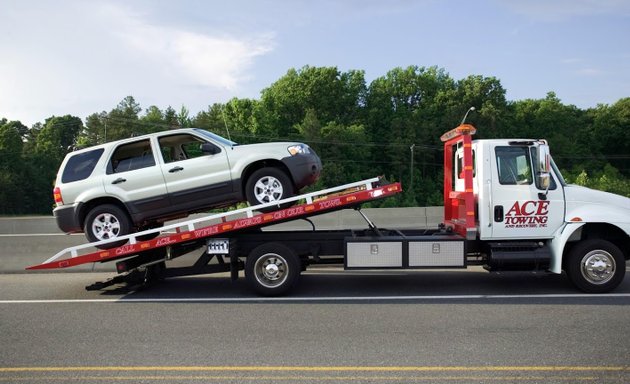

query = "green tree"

[
  {"left": 223, "top": 98, "right": 258, "bottom": 143},
  {"left": 164, "top": 106, "right": 179, "bottom": 128},
  {"left": 508, "top": 92, "right": 587, "bottom": 172},
  {"left": 0, "top": 123, "right": 25, "bottom": 213},
  {"left": 79, "top": 112, "right": 107, "bottom": 148},
  {"left": 192, "top": 103, "right": 230, "bottom": 137},
  {"left": 26, "top": 115, "right": 83, "bottom": 213},
  {"left": 35, "top": 115, "right": 83, "bottom": 164},
  {"left": 256, "top": 66, "right": 366, "bottom": 138},
  {"left": 365, "top": 66, "right": 454, "bottom": 202},
  {"left": 177, "top": 105, "right": 191, "bottom": 128},
  {"left": 588, "top": 98, "right": 630, "bottom": 176},
  {"left": 294, "top": 108, "right": 322, "bottom": 152},
  {"left": 0, "top": 121, "right": 24, "bottom": 168},
  {"left": 450, "top": 75, "right": 508, "bottom": 137},
  {"left": 566, "top": 166, "right": 630, "bottom": 197},
  {"left": 141, "top": 105, "right": 167, "bottom": 133},
  {"left": 104, "top": 96, "right": 143, "bottom": 140},
  {"left": 318, "top": 122, "right": 370, "bottom": 187}
]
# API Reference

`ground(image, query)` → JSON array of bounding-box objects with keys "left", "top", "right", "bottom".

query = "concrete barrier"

[{"left": 0, "top": 207, "right": 444, "bottom": 273}]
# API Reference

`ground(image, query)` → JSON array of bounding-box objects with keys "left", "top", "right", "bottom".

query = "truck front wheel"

[
  {"left": 566, "top": 239, "right": 625, "bottom": 293},
  {"left": 245, "top": 243, "right": 300, "bottom": 296}
]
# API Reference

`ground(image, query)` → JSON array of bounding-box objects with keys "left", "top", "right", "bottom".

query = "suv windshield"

[{"left": 193, "top": 129, "right": 237, "bottom": 147}]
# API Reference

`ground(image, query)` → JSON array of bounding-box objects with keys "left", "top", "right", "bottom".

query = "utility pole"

[{"left": 410, "top": 144, "right": 415, "bottom": 193}]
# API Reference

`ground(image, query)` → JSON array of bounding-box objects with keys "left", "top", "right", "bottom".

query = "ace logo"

[{"left": 505, "top": 200, "right": 549, "bottom": 228}]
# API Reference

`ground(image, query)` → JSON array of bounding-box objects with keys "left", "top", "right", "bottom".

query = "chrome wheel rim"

[
  {"left": 580, "top": 250, "right": 616, "bottom": 285},
  {"left": 254, "top": 253, "right": 288, "bottom": 288},
  {"left": 253, "top": 176, "right": 283, "bottom": 204},
  {"left": 91, "top": 213, "right": 121, "bottom": 241}
]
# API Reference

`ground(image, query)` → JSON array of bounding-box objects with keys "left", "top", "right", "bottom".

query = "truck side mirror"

[
  {"left": 536, "top": 144, "right": 551, "bottom": 191},
  {"left": 200, "top": 143, "right": 220, "bottom": 155}
]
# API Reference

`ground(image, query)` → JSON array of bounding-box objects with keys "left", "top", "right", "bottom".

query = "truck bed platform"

[{"left": 27, "top": 177, "right": 401, "bottom": 271}]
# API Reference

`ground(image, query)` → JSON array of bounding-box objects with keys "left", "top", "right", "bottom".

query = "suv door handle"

[
  {"left": 169, "top": 166, "right": 184, "bottom": 173},
  {"left": 112, "top": 177, "right": 127, "bottom": 185}
]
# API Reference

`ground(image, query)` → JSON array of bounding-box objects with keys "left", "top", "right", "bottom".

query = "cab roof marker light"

[{"left": 440, "top": 124, "right": 477, "bottom": 142}]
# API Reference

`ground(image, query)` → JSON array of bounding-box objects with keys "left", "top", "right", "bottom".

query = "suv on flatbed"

[{"left": 53, "top": 128, "right": 321, "bottom": 245}]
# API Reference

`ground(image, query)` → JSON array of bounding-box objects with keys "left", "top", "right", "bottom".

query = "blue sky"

[{"left": 1, "top": 0, "right": 629, "bottom": 126}]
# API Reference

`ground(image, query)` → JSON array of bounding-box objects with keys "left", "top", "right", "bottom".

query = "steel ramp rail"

[{"left": 27, "top": 177, "right": 402, "bottom": 270}]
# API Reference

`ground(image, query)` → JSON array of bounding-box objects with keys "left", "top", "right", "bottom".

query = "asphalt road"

[
  {"left": 1, "top": 268, "right": 630, "bottom": 383},
  {"left": 2, "top": 214, "right": 630, "bottom": 383}
]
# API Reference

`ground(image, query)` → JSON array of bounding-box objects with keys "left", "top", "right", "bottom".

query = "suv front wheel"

[
  {"left": 84, "top": 204, "right": 131, "bottom": 248},
  {"left": 245, "top": 167, "right": 294, "bottom": 212}
]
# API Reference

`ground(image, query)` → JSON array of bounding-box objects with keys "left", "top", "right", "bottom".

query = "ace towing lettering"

[{"left": 504, "top": 200, "right": 550, "bottom": 228}]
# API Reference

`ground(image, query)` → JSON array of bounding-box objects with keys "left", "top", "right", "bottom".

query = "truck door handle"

[
  {"left": 494, "top": 206, "right": 504, "bottom": 222},
  {"left": 112, "top": 178, "right": 126, "bottom": 185},
  {"left": 169, "top": 166, "right": 184, "bottom": 173}
]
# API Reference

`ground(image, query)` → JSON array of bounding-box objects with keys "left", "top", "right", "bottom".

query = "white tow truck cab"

[
  {"left": 445, "top": 124, "right": 630, "bottom": 292},
  {"left": 29, "top": 124, "right": 630, "bottom": 296}
]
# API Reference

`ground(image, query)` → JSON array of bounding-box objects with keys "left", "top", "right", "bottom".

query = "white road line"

[{"left": 1, "top": 293, "right": 630, "bottom": 304}]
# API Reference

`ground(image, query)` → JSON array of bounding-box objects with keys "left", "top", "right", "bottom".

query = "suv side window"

[
  {"left": 158, "top": 134, "right": 214, "bottom": 163},
  {"left": 61, "top": 148, "right": 104, "bottom": 183},
  {"left": 108, "top": 139, "right": 156, "bottom": 174},
  {"left": 495, "top": 146, "right": 532, "bottom": 185}
]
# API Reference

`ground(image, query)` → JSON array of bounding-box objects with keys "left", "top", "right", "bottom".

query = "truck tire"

[
  {"left": 565, "top": 239, "right": 625, "bottom": 293},
  {"left": 84, "top": 204, "right": 131, "bottom": 249},
  {"left": 245, "top": 242, "right": 300, "bottom": 296},
  {"left": 245, "top": 167, "right": 294, "bottom": 212}
]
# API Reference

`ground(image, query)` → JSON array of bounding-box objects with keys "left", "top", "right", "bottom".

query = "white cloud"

[
  {"left": 0, "top": 1, "right": 275, "bottom": 125},
  {"left": 575, "top": 68, "right": 605, "bottom": 76},
  {"left": 100, "top": 3, "right": 274, "bottom": 90}
]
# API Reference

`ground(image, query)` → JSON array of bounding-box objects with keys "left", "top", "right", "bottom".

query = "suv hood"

[{"left": 229, "top": 142, "right": 301, "bottom": 156}]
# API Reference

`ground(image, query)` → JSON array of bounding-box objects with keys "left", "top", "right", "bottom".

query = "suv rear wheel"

[
  {"left": 245, "top": 167, "right": 294, "bottom": 212},
  {"left": 84, "top": 204, "right": 131, "bottom": 248}
]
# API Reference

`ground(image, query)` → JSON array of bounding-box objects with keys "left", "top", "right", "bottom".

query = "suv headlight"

[{"left": 288, "top": 144, "right": 310, "bottom": 156}]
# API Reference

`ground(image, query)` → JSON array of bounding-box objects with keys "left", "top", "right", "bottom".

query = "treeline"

[{"left": 1, "top": 65, "right": 629, "bottom": 214}]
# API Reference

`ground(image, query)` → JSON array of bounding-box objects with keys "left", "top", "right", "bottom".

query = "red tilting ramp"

[{"left": 27, "top": 178, "right": 402, "bottom": 270}]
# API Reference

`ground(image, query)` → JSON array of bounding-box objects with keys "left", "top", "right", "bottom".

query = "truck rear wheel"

[
  {"left": 565, "top": 239, "right": 625, "bottom": 293},
  {"left": 245, "top": 243, "right": 300, "bottom": 296}
]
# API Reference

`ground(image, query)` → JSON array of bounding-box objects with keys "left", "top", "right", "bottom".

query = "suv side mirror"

[
  {"left": 536, "top": 144, "right": 551, "bottom": 190},
  {"left": 200, "top": 143, "right": 220, "bottom": 155}
]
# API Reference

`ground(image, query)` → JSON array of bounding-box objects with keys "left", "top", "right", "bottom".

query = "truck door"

[{"left": 490, "top": 145, "right": 564, "bottom": 239}]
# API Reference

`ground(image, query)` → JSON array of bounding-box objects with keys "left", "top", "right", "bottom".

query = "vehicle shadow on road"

[{"left": 109, "top": 269, "right": 630, "bottom": 305}]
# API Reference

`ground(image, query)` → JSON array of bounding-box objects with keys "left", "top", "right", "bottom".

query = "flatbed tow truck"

[{"left": 28, "top": 124, "right": 630, "bottom": 296}]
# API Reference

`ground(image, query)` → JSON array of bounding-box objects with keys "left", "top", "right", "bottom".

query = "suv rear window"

[{"left": 61, "top": 148, "right": 104, "bottom": 183}]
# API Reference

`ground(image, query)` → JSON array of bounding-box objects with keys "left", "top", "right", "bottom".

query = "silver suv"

[{"left": 53, "top": 128, "right": 321, "bottom": 245}]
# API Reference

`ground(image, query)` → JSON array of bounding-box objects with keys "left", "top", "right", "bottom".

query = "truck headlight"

[{"left": 288, "top": 144, "right": 310, "bottom": 156}]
